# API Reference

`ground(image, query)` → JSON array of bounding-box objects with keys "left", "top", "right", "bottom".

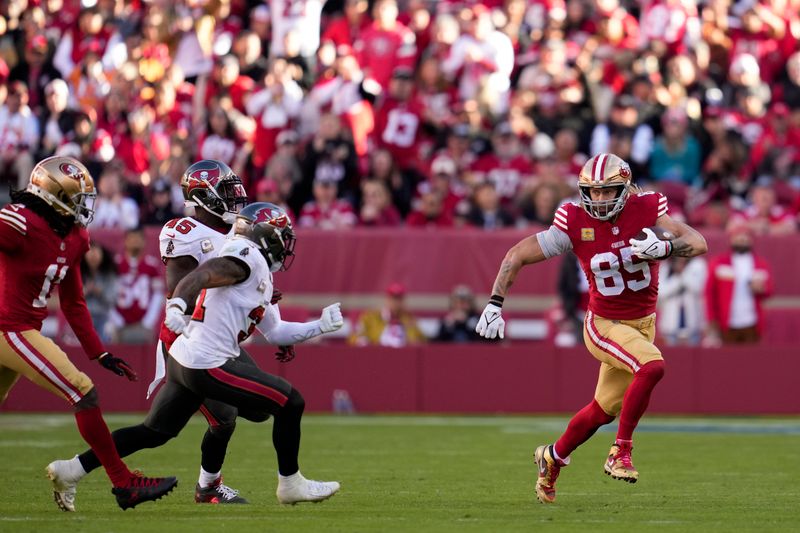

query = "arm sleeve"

[
  {"left": 59, "top": 260, "right": 106, "bottom": 359},
  {"left": 257, "top": 304, "right": 324, "bottom": 345},
  {"left": 536, "top": 225, "right": 573, "bottom": 259}
]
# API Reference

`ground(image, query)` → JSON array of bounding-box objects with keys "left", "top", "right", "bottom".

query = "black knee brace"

[{"left": 73, "top": 387, "right": 99, "bottom": 412}]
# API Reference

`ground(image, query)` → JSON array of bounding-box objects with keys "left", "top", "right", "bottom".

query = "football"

[{"left": 635, "top": 226, "right": 674, "bottom": 241}]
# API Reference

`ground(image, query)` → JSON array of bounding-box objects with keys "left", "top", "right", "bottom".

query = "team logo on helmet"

[
  {"left": 619, "top": 162, "right": 631, "bottom": 178},
  {"left": 254, "top": 206, "right": 289, "bottom": 228},
  {"left": 59, "top": 163, "right": 83, "bottom": 180},
  {"left": 189, "top": 166, "right": 221, "bottom": 187}
]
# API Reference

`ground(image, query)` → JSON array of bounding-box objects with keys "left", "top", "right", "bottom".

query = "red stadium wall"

[
  {"left": 2, "top": 343, "right": 797, "bottom": 415},
  {"left": 89, "top": 228, "right": 800, "bottom": 297}
]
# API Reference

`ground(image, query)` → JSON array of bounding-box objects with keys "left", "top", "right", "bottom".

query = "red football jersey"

[
  {"left": 0, "top": 203, "right": 104, "bottom": 357},
  {"left": 553, "top": 192, "right": 668, "bottom": 320},
  {"left": 469, "top": 154, "right": 534, "bottom": 201},
  {"left": 115, "top": 253, "right": 163, "bottom": 326},
  {"left": 373, "top": 97, "right": 425, "bottom": 169}
]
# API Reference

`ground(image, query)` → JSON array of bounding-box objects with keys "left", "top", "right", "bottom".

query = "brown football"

[{"left": 634, "top": 226, "right": 674, "bottom": 241}]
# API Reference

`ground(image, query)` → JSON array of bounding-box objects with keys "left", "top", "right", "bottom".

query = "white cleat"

[
  {"left": 276, "top": 472, "right": 340, "bottom": 505},
  {"left": 45, "top": 457, "right": 85, "bottom": 512}
]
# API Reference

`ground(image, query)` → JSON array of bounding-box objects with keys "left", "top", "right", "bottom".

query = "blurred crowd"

[{"left": 1, "top": 0, "right": 800, "bottom": 235}]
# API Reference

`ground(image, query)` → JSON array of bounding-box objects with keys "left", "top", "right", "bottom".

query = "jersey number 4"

[
  {"left": 33, "top": 264, "right": 69, "bottom": 308},
  {"left": 590, "top": 247, "right": 651, "bottom": 296}
]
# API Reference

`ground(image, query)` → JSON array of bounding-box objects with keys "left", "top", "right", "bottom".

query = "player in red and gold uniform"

[
  {"left": 476, "top": 153, "right": 707, "bottom": 503},
  {"left": 0, "top": 156, "right": 176, "bottom": 511}
]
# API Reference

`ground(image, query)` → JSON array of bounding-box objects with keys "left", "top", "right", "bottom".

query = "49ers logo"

[
  {"left": 619, "top": 162, "right": 631, "bottom": 179},
  {"left": 59, "top": 163, "right": 84, "bottom": 180}
]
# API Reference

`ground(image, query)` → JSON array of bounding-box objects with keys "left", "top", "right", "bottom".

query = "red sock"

[
  {"left": 74, "top": 407, "right": 131, "bottom": 487},
  {"left": 616, "top": 360, "right": 665, "bottom": 442},
  {"left": 554, "top": 400, "right": 615, "bottom": 459}
]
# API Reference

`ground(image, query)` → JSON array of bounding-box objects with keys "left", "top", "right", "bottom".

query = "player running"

[
  {"left": 0, "top": 156, "right": 177, "bottom": 511},
  {"left": 48, "top": 160, "right": 256, "bottom": 505},
  {"left": 55, "top": 202, "right": 343, "bottom": 504},
  {"left": 476, "top": 153, "right": 707, "bottom": 503}
]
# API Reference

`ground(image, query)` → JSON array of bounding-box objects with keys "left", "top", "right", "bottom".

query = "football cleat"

[
  {"left": 195, "top": 477, "right": 249, "bottom": 504},
  {"left": 276, "top": 472, "right": 340, "bottom": 505},
  {"left": 112, "top": 472, "right": 178, "bottom": 510},
  {"left": 604, "top": 441, "right": 639, "bottom": 483},
  {"left": 533, "top": 444, "right": 563, "bottom": 504},
  {"left": 46, "top": 457, "right": 85, "bottom": 512}
]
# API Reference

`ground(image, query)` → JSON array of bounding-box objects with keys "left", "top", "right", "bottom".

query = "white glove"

[
  {"left": 475, "top": 303, "right": 505, "bottom": 339},
  {"left": 629, "top": 228, "right": 672, "bottom": 260},
  {"left": 319, "top": 302, "right": 344, "bottom": 333},
  {"left": 164, "top": 298, "right": 188, "bottom": 334}
]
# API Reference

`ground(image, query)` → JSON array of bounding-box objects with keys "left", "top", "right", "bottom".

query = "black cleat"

[
  {"left": 112, "top": 473, "right": 178, "bottom": 510},
  {"left": 195, "top": 477, "right": 249, "bottom": 504}
]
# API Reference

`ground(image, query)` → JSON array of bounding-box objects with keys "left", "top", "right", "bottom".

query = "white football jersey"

[
  {"left": 169, "top": 236, "right": 273, "bottom": 369},
  {"left": 159, "top": 216, "right": 229, "bottom": 267}
]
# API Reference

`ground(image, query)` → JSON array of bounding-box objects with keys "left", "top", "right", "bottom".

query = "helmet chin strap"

[{"left": 194, "top": 200, "right": 237, "bottom": 224}]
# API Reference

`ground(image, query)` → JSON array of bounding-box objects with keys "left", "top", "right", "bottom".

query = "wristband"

[
  {"left": 166, "top": 297, "right": 187, "bottom": 313},
  {"left": 489, "top": 294, "right": 505, "bottom": 308},
  {"left": 666, "top": 240, "right": 674, "bottom": 258}
]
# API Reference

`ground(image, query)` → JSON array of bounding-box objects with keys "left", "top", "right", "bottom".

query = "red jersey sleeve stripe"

[
  {"left": 554, "top": 219, "right": 568, "bottom": 232},
  {"left": 1, "top": 208, "right": 26, "bottom": 223},
  {"left": 0, "top": 213, "right": 26, "bottom": 234}
]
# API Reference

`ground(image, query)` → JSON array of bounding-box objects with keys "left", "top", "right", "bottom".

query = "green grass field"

[{"left": 1, "top": 413, "right": 798, "bottom": 532}]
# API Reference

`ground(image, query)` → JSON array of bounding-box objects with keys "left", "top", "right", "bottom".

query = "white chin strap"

[{"left": 190, "top": 200, "right": 237, "bottom": 224}]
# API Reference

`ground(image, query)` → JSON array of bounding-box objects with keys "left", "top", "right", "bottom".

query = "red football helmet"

[
  {"left": 181, "top": 160, "right": 247, "bottom": 223},
  {"left": 234, "top": 202, "right": 296, "bottom": 272}
]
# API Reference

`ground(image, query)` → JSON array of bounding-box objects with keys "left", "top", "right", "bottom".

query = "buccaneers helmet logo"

[
  {"left": 254, "top": 207, "right": 289, "bottom": 228},
  {"left": 189, "top": 166, "right": 221, "bottom": 187}
]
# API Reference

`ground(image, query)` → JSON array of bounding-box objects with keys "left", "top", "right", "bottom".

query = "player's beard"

[{"left": 732, "top": 244, "right": 752, "bottom": 254}]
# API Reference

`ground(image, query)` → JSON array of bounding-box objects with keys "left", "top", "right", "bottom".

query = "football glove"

[
  {"left": 475, "top": 303, "right": 505, "bottom": 339},
  {"left": 629, "top": 228, "right": 673, "bottom": 260},
  {"left": 320, "top": 302, "right": 344, "bottom": 333},
  {"left": 164, "top": 297, "right": 188, "bottom": 334},
  {"left": 99, "top": 352, "right": 138, "bottom": 381},
  {"left": 275, "top": 345, "right": 296, "bottom": 363}
]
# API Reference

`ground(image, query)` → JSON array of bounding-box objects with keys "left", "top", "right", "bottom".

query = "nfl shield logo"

[{"left": 612, "top": 227, "right": 620, "bottom": 235}]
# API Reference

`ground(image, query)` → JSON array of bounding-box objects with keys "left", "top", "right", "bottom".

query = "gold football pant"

[
  {"left": 583, "top": 311, "right": 662, "bottom": 416},
  {"left": 0, "top": 330, "right": 94, "bottom": 405}
]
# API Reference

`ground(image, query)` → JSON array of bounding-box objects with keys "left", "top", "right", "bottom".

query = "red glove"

[{"left": 275, "top": 345, "right": 296, "bottom": 363}]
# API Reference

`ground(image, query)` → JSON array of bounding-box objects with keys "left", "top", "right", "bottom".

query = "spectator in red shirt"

[
  {"left": 735, "top": 181, "right": 797, "bottom": 235},
  {"left": 359, "top": 179, "right": 402, "bottom": 226},
  {"left": 705, "top": 220, "right": 773, "bottom": 345},
  {"left": 321, "top": 0, "right": 371, "bottom": 48},
  {"left": 406, "top": 185, "right": 454, "bottom": 228},
  {"left": 202, "top": 55, "right": 254, "bottom": 115},
  {"left": 298, "top": 175, "right": 358, "bottom": 230},
  {"left": 469, "top": 121, "right": 533, "bottom": 204},
  {"left": 109, "top": 228, "right": 164, "bottom": 344},
  {"left": 373, "top": 67, "right": 425, "bottom": 171},
  {"left": 354, "top": 0, "right": 417, "bottom": 90}
]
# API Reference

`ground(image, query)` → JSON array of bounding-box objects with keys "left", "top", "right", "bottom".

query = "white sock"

[
  {"left": 198, "top": 467, "right": 221, "bottom": 488},
  {"left": 69, "top": 456, "right": 87, "bottom": 477},
  {"left": 278, "top": 471, "right": 303, "bottom": 485},
  {"left": 552, "top": 445, "right": 570, "bottom": 465}
]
